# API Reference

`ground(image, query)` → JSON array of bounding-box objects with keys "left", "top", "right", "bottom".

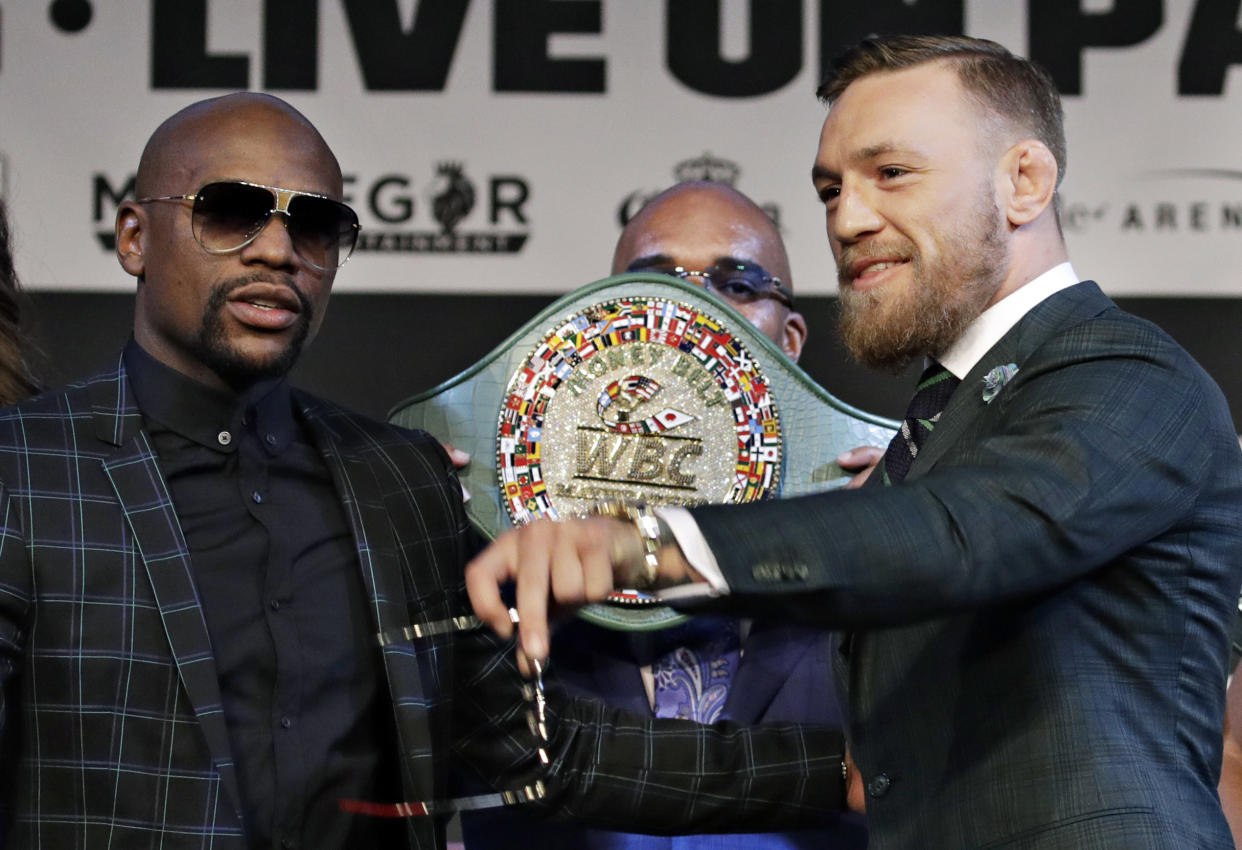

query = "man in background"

[{"left": 462, "top": 180, "right": 866, "bottom": 849}]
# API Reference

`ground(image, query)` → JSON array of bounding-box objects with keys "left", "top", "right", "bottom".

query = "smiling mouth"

[
  {"left": 862, "top": 261, "right": 901, "bottom": 274},
  {"left": 848, "top": 258, "right": 909, "bottom": 286}
]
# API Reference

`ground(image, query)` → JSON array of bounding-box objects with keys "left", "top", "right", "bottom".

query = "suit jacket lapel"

[
  {"left": 907, "top": 339, "right": 1016, "bottom": 478},
  {"left": 908, "top": 281, "right": 1112, "bottom": 480},
  {"left": 297, "top": 396, "right": 438, "bottom": 799},
  {"left": 90, "top": 361, "right": 243, "bottom": 817},
  {"left": 300, "top": 403, "right": 409, "bottom": 635}
]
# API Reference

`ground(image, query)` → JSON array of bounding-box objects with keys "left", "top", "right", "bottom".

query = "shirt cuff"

[{"left": 653, "top": 506, "right": 730, "bottom": 599}]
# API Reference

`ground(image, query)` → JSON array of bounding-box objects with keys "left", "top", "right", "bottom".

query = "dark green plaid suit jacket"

[
  {"left": 693, "top": 282, "right": 1242, "bottom": 849},
  {"left": 0, "top": 354, "right": 849, "bottom": 849}
]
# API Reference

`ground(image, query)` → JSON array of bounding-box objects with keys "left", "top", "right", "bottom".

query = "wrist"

[{"left": 587, "top": 500, "right": 681, "bottom": 590}]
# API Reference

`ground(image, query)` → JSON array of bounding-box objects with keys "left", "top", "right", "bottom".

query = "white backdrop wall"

[{"left": 1, "top": 0, "right": 1241, "bottom": 296}]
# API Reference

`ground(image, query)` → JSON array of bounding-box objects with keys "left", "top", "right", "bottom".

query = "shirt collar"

[
  {"left": 124, "top": 339, "right": 296, "bottom": 454},
  {"left": 938, "top": 262, "right": 1080, "bottom": 379}
]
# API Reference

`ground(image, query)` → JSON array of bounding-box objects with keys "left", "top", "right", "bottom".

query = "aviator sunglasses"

[
  {"left": 136, "top": 180, "right": 361, "bottom": 271},
  {"left": 626, "top": 258, "right": 795, "bottom": 309}
]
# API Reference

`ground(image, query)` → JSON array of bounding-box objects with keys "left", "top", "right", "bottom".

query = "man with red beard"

[{"left": 467, "top": 35, "right": 1242, "bottom": 850}]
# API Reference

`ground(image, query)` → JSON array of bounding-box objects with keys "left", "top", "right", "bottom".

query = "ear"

[
  {"left": 781, "top": 310, "right": 808, "bottom": 361},
  {"left": 999, "top": 139, "right": 1058, "bottom": 228},
  {"left": 115, "top": 202, "right": 147, "bottom": 278}
]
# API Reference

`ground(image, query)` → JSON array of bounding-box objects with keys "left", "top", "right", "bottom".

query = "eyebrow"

[
  {"left": 854, "top": 142, "right": 901, "bottom": 162},
  {"left": 625, "top": 253, "right": 674, "bottom": 269},
  {"left": 626, "top": 255, "right": 759, "bottom": 270},
  {"left": 810, "top": 163, "right": 838, "bottom": 183},
  {"left": 811, "top": 142, "right": 906, "bottom": 182},
  {"left": 711, "top": 256, "right": 760, "bottom": 269}
]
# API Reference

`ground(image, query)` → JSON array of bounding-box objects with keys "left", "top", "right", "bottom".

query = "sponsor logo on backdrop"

[
  {"left": 92, "top": 173, "right": 135, "bottom": 251},
  {"left": 1062, "top": 169, "right": 1242, "bottom": 236},
  {"left": 90, "top": 163, "right": 532, "bottom": 256},
  {"left": 617, "top": 153, "right": 781, "bottom": 230},
  {"left": 349, "top": 162, "right": 530, "bottom": 255}
]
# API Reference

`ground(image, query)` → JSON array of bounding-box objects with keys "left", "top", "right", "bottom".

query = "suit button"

[{"left": 867, "top": 772, "right": 891, "bottom": 798}]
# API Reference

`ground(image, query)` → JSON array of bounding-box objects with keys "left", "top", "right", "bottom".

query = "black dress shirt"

[{"left": 125, "top": 341, "right": 406, "bottom": 849}]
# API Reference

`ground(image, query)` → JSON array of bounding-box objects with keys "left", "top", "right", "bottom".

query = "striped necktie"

[{"left": 882, "top": 363, "right": 960, "bottom": 485}]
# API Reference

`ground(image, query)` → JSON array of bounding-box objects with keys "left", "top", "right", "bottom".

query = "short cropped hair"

[{"left": 817, "top": 35, "right": 1066, "bottom": 188}]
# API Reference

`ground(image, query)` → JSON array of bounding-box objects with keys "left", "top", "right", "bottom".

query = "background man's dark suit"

[
  {"left": 548, "top": 621, "right": 839, "bottom": 724},
  {"left": 692, "top": 282, "right": 1242, "bottom": 849}
]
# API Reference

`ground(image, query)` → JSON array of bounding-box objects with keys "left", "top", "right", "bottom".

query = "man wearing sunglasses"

[
  {"left": 462, "top": 181, "right": 866, "bottom": 850},
  {"left": 0, "top": 95, "right": 852, "bottom": 849},
  {"left": 0, "top": 92, "right": 439, "bottom": 848}
]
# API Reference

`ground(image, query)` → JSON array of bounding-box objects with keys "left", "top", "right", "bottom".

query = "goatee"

[{"left": 192, "top": 275, "right": 314, "bottom": 389}]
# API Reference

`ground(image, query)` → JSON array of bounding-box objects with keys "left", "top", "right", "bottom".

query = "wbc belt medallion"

[
  {"left": 388, "top": 274, "right": 899, "bottom": 630},
  {"left": 497, "top": 295, "right": 781, "bottom": 526}
]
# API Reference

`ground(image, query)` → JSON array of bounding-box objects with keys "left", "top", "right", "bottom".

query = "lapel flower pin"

[{"left": 981, "top": 363, "right": 1020, "bottom": 404}]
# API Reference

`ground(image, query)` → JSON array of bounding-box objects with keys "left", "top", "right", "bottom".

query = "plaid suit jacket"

[
  {"left": 0, "top": 354, "right": 849, "bottom": 849},
  {"left": 693, "top": 283, "right": 1242, "bottom": 849},
  {"left": 0, "top": 353, "right": 515, "bottom": 848}
]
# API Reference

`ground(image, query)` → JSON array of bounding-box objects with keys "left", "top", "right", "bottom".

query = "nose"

[
  {"left": 240, "top": 211, "right": 299, "bottom": 270},
  {"left": 831, "top": 184, "right": 885, "bottom": 245}
]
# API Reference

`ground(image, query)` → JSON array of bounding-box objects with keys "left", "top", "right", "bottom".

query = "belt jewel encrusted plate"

[{"left": 498, "top": 293, "right": 781, "bottom": 533}]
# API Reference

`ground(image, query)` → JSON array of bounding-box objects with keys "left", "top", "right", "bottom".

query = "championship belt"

[{"left": 389, "top": 274, "right": 897, "bottom": 630}]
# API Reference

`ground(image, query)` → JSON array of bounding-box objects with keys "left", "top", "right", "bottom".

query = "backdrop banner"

[{"left": 1, "top": 0, "right": 1240, "bottom": 296}]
